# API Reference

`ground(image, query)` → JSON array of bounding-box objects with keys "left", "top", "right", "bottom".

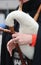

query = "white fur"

[{"left": 5, "top": 10, "right": 39, "bottom": 59}]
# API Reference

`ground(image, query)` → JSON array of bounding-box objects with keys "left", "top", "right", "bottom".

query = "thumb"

[
  {"left": 10, "top": 51, "right": 12, "bottom": 57},
  {"left": 7, "top": 44, "right": 12, "bottom": 57},
  {"left": 9, "top": 50, "right": 12, "bottom": 57}
]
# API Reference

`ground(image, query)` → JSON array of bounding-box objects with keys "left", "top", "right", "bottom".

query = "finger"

[
  {"left": 15, "top": 32, "right": 18, "bottom": 34},
  {"left": 7, "top": 39, "right": 15, "bottom": 55},
  {"left": 7, "top": 42, "right": 14, "bottom": 57},
  {"left": 12, "top": 34, "right": 17, "bottom": 38},
  {"left": 7, "top": 44, "right": 11, "bottom": 56},
  {"left": 7, "top": 39, "right": 15, "bottom": 45},
  {"left": 10, "top": 51, "right": 12, "bottom": 57},
  {"left": 8, "top": 48, "right": 12, "bottom": 57},
  {"left": 7, "top": 47, "right": 12, "bottom": 57},
  {"left": 7, "top": 39, "right": 16, "bottom": 52}
]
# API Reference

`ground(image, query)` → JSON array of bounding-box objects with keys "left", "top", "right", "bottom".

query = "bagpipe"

[{"left": 0, "top": 4, "right": 41, "bottom": 65}]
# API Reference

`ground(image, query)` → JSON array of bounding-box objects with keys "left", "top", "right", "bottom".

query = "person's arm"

[
  {"left": 18, "top": 0, "right": 29, "bottom": 11},
  {"left": 34, "top": 4, "right": 41, "bottom": 21},
  {"left": 18, "top": 0, "right": 23, "bottom": 11}
]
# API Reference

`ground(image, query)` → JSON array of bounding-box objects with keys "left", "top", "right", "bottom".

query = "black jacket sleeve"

[{"left": 32, "top": 25, "right": 41, "bottom": 65}]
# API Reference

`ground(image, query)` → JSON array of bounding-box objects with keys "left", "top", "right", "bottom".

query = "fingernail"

[{"left": 10, "top": 54, "right": 12, "bottom": 57}]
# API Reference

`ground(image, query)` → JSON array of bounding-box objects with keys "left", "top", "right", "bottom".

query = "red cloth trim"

[{"left": 31, "top": 34, "right": 37, "bottom": 46}]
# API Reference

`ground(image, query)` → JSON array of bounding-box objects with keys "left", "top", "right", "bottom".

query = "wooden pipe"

[{"left": 0, "top": 27, "right": 13, "bottom": 34}]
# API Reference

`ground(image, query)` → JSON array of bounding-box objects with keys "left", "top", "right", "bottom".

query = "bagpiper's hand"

[{"left": 12, "top": 32, "right": 32, "bottom": 45}]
